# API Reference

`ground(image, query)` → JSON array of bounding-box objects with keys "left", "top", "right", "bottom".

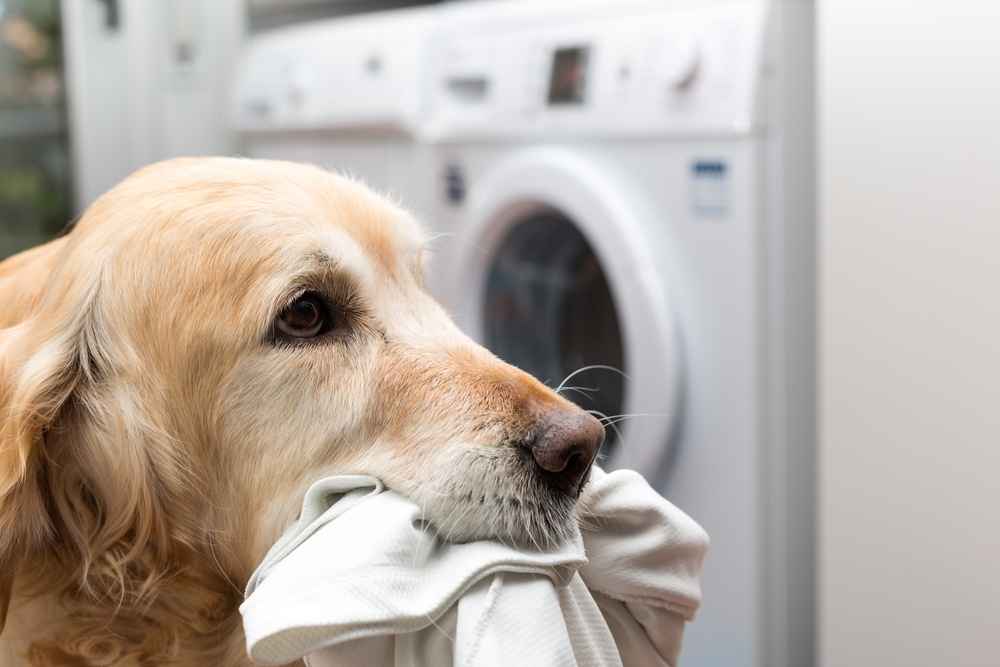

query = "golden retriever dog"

[{"left": 0, "top": 158, "right": 603, "bottom": 665}]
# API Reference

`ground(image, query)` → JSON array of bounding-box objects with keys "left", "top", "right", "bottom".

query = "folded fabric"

[{"left": 240, "top": 468, "right": 708, "bottom": 667}]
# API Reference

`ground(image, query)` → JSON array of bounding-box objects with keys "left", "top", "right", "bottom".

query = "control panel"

[
  {"left": 233, "top": 8, "right": 434, "bottom": 134},
  {"left": 427, "top": 2, "right": 766, "bottom": 140}
]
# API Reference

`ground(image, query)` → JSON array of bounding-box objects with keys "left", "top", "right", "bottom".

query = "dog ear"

[{"left": 0, "top": 238, "right": 83, "bottom": 631}]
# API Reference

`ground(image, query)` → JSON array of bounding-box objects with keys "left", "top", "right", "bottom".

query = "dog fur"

[{"left": 0, "top": 158, "right": 601, "bottom": 665}]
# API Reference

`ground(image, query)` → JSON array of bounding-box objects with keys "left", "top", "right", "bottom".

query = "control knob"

[{"left": 661, "top": 36, "right": 701, "bottom": 91}]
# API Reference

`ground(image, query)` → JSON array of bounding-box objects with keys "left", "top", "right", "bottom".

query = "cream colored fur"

[{"left": 0, "top": 158, "right": 599, "bottom": 665}]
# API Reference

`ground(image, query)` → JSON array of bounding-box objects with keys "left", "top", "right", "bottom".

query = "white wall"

[{"left": 819, "top": 2, "right": 1000, "bottom": 666}]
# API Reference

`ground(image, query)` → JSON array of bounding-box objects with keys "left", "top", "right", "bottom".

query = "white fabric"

[{"left": 240, "top": 468, "right": 708, "bottom": 667}]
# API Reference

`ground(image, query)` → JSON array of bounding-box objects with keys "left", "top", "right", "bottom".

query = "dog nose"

[{"left": 525, "top": 409, "right": 604, "bottom": 494}]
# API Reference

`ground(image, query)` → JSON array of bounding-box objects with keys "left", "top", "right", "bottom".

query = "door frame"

[{"left": 452, "top": 147, "right": 682, "bottom": 474}]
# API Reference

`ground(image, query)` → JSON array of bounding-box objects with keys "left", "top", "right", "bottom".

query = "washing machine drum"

[{"left": 482, "top": 211, "right": 626, "bottom": 456}]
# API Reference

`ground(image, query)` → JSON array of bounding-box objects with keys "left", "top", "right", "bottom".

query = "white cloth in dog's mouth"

[{"left": 240, "top": 468, "right": 708, "bottom": 667}]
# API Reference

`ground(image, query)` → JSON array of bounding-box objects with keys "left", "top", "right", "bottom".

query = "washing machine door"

[{"left": 452, "top": 149, "right": 681, "bottom": 476}]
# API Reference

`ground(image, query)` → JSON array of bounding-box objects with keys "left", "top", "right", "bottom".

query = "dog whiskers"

[
  {"left": 586, "top": 409, "right": 626, "bottom": 450},
  {"left": 555, "top": 365, "right": 629, "bottom": 393},
  {"left": 556, "top": 384, "right": 599, "bottom": 402}
]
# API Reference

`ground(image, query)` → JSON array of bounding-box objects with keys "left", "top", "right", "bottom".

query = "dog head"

[{"left": 0, "top": 158, "right": 603, "bottom": 662}]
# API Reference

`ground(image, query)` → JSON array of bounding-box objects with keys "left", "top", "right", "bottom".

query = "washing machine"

[
  {"left": 233, "top": 6, "right": 439, "bottom": 225},
  {"left": 426, "top": 2, "right": 815, "bottom": 666}
]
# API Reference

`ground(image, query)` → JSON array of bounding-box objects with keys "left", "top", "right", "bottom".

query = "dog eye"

[{"left": 276, "top": 292, "right": 333, "bottom": 339}]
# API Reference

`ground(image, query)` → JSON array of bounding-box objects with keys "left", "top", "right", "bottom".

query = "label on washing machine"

[{"left": 690, "top": 160, "right": 729, "bottom": 220}]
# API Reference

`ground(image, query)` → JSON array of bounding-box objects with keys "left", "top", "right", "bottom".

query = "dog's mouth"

[{"left": 415, "top": 447, "right": 587, "bottom": 549}]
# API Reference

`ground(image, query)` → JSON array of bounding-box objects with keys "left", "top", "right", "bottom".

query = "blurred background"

[{"left": 1, "top": 1, "right": 997, "bottom": 666}]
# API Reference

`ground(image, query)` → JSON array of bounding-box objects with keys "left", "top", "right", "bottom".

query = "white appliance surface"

[
  {"left": 233, "top": 2, "right": 815, "bottom": 666},
  {"left": 426, "top": 5, "right": 814, "bottom": 664},
  {"left": 63, "top": 0, "right": 245, "bottom": 209},
  {"left": 234, "top": 6, "right": 438, "bottom": 221}
]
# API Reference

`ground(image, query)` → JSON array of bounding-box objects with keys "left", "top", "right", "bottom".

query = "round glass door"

[{"left": 482, "top": 208, "right": 625, "bottom": 455}]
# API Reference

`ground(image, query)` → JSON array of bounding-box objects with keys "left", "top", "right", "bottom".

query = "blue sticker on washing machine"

[{"left": 691, "top": 160, "right": 728, "bottom": 219}]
